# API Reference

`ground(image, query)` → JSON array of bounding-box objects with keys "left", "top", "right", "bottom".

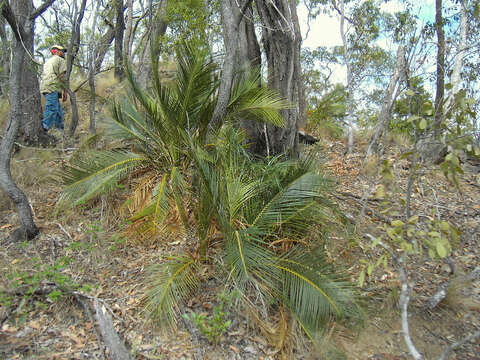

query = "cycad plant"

[{"left": 57, "top": 42, "right": 360, "bottom": 343}]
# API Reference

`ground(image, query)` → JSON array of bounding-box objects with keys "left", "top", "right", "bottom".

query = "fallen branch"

[
  {"left": 73, "top": 293, "right": 105, "bottom": 359},
  {"left": 93, "top": 298, "right": 132, "bottom": 360},
  {"left": 437, "top": 328, "right": 480, "bottom": 360}
]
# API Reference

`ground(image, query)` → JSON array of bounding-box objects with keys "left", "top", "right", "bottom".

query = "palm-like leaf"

[
  {"left": 278, "top": 249, "right": 358, "bottom": 333},
  {"left": 227, "top": 73, "right": 289, "bottom": 128},
  {"left": 144, "top": 255, "right": 199, "bottom": 328},
  {"left": 251, "top": 171, "right": 334, "bottom": 237},
  {"left": 57, "top": 150, "right": 147, "bottom": 209}
]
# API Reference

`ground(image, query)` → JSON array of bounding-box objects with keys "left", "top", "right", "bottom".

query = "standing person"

[{"left": 40, "top": 45, "right": 68, "bottom": 133}]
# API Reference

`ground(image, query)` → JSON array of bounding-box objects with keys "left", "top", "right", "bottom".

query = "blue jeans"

[{"left": 42, "top": 92, "right": 64, "bottom": 130}]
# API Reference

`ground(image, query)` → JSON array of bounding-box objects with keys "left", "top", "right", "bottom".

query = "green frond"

[
  {"left": 278, "top": 248, "right": 359, "bottom": 332},
  {"left": 56, "top": 150, "right": 147, "bottom": 209},
  {"left": 173, "top": 42, "right": 218, "bottom": 131},
  {"left": 227, "top": 73, "right": 289, "bottom": 127},
  {"left": 251, "top": 171, "right": 332, "bottom": 235},
  {"left": 225, "top": 229, "right": 281, "bottom": 293},
  {"left": 144, "top": 255, "right": 199, "bottom": 329}
]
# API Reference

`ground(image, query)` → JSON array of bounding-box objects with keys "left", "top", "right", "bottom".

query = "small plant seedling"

[{"left": 182, "top": 290, "right": 237, "bottom": 345}]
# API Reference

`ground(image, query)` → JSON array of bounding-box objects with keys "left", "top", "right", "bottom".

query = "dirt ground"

[{"left": 1, "top": 134, "right": 479, "bottom": 360}]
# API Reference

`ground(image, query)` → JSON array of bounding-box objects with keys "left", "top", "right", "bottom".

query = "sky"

[
  {"left": 299, "top": 0, "right": 437, "bottom": 49},
  {"left": 297, "top": 0, "right": 437, "bottom": 83}
]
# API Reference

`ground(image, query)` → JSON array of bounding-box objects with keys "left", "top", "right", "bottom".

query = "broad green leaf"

[
  {"left": 418, "top": 118, "right": 427, "bottom": 130},
  {"left": 428, "top": 248, "right": 436, "bottom": 259},
  {"left": 358, "top": 269, "right": 365, "bottom": 287},
  {"left": 436, "top": 243, "right": 448, "bottom": 258},
  {"left": 440, "top": 221, "right": 450, "bottom": 232}
]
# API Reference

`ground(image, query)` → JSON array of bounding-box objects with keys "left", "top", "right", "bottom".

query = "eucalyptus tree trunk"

[
  {"left": 88, "top": 0, "right": 102, "bottom": 134},
  {"left": 0, "top": 0, "right": 55, "bottom": 241},
  {"left": 138, "top": 0, "right": 167, "bottom": 88},
  {"left": 255, "top": 0, "right": 299, "bottom": 156},
  {"left": 114, "top": 0, "right": 125, "bottom": 80},
  {"left": 0, "top": 17, "right": 9, "bottom": 96},
  {"left": 366, "top": 46, "right": 406, "bottom": 157},
  {"left": 238, "top": 3, "right": 264, "bottom": 155},
  {"left": 209, "top": 0, "right": 245, "bottom": 131},
  {"left": 123, "top": 0, "right": 134, "bottom": 62},
  {"left": 433, "top": 0, "right": 445, "bottom": 139},
  {"left": 94, "top": 24, "right": 115, "bottom": 73},
  {"left": 444, "top": 0, "right": 469, "bottom": 113},
  {"left": 0, "top": 40, "right": 39, "bottom": 241},
  {"left": 66, "top": 0, "right": 87, "bottom": 137},
  {"left": 339, "top": 0, "right": 354, "bottom": 154},
  {"left": 2, "top": 0, "right": 53, "bottom": 145},
  {"left": 289, "top": 0, "right": 306, "bottom": 132}
]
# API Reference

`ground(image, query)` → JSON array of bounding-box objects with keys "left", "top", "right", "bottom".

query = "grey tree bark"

[
  {"left": 88, "top": 0, "right": 102, "bottom": 134},
  {"left": 94, "top": 23, "right": 115, "bottom": 73},
  {"left": 256, "top": 0, "right": 299, "bottom": 156},
  {"left": 209, "top": 0, "right": 245, "bottom": 131},
  {"left": 2, "top": 0, "right": 54, "bottom": 145},
  {"left": 289, "top": 0, "right": 306, "bottom": 132},
  {"left": 339, "top": 0, "right": 355, "bottom": 154},
  {"left": 366, "top": 46, "right": 406, "bottom": 157},
  {"left": 66, "top": 0, "right": 88, "bottom": 137},
  {"left": 444, "top": 0, "right": 469, "bottom": 113},
  {"left": 137, "top": 0, "right": 167, "bottom": 88},
  {"left": 0, "top": 17, "right": 9, "bottom": 96},
  {"left": 433, "top": 0, "right": 445, "bottom": 138},
  {"left": 114, "top": 0, "right": 125, "bottom": 80},
  {"left": 123, "top": 0, "right": 134, "bottom": 62},
  {"left": 0, "top": 0, "right": 55, "bottom": 241}
]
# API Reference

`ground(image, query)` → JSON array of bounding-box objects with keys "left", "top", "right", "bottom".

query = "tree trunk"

[
  {"left": 88, "top": 0, "right": 102, "bottom": 134},
  {"left": 444, "top": 0, "right": 469, "bottom": 113},
  {"left": 256, "top": 0, "right": 299, "bottom": 156},
  {"left": 0, "top": 40, "right": 39, "bottom": 241},
  {"left": 339, "top": 0, "right": 354, "bottom": 154},
  {"left": 209, "top": 0, "right": 242, "bottom": 132},
  {"left": 0, "top": 17, "right": 10, "bottom": 96},
  {"left": 0, "top": 0, "right": 55, "bottom": 241},
  {"left": 433, "top": 0, "right": 445, "bottom": 138},
  {"left": 123, "top": 0, "right": 134, "bottom": 62},
  {"left": 138, "top": 0, "right": 167, "bottom": 88},
  {"left": 94, "top": 24, "right": 115, "bottom": 73},
  {"left": 66, "top": 0, "right": 87, "bottom": 137},
  {"left": 366, "top": 46, "right": 406, "bottom": 157},
  {"left": 238, "top": 3, "right": 265, "bottom": 155},
  {"left": 9, "top": 0, "right": 44, "bottom": 145},
  {"left": 114, "top": 0, "right": 125, "bottom": 80},
  {"left": 289, "top": 0, "right": 306, "bottom": 132}
]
